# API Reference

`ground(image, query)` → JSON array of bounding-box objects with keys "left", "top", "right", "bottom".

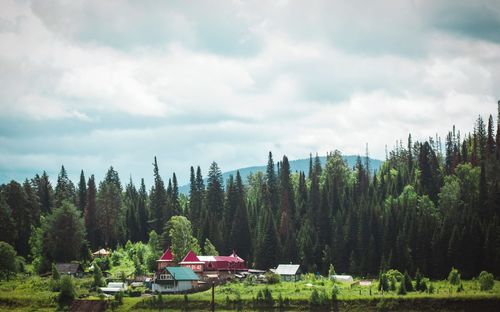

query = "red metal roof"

[
  {"left": 158, "top": 249, "right": 173, "bottom": 261},
  {"left": 180, "top": 250, "right": 203, "bottom": 263}
]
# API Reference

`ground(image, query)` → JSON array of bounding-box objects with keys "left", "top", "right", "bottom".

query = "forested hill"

[
  {"left": 1, "top": 104, "right": 499, "bottom": 282},
  {"left": 178, "top": 155, "right": 382, "bottom": 194}
]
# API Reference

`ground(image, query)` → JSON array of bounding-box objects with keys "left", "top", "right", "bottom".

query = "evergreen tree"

[
  {"left": 137, "top": 179, "right": 148, "bottom": 242},
  {"left": 266, "top": 152, "right": 279, "bottom": 215},
  {"left": 205, "top": 162, "right": 224, "bottom": 251},
  {"left": 150, "top": 157, "right": 168, "bottom": 234},
  {"left": 77, "top": 170, "right": 87, "bottom": 213},
  {"left": 229, "top": 171, "right": 252, "bottom": 262},
  {"left": 97, "top": 170, "right": 121, "bottom": 248},
  {"left": 33, "top": 171, "right": 53, "bottom": 214},
  {"left": 84, "top": 175, "right": 98, "bottom": 249},
  {"left": 54, "top": 165, "right": 76, "bottom": 207}
]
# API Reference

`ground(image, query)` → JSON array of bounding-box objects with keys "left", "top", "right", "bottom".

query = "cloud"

[{"left": 0, "top": 0, "right": 499, "bottom": 187}]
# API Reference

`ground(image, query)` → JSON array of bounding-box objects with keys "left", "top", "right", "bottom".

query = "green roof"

[{"left": 165, "top": 267, "right": 199, "bottom": 281}]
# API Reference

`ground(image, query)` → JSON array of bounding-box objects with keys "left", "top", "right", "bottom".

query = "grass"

[{"left": 1, "top": 273, "right": 500, "bottom": 311}]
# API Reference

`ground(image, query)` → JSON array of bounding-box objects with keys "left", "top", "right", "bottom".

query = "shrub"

[
  {"left": 448, "top": 267, "right": 461, "bottom": 285},
  {"left": 479, "top": 271, "right": 494, "bottom": 291},
  {"left": 389, "top": 276, "right": 397, "bottom": 291},
  {"left": 428, "top": 283, "right": 435, "bottom": 294},
  {"left": 415, "top": 269, "right": 422, "bottom": 291},
  {"left": 93, "top": 262, "right": 105, "bottom": 287},
  {"left": 95, "top": 256, "right": 110, "bottom": 271},
  {"left": 50, "top": 263, "right": 60, "bottom": 291},
  {"left": 457, "top": 283, "right": 464, "bottom": 293},
  {"left": 397, "top": 280, "right": 407, "bottom": 295},
  {"left": 332, "top": 284, "right": 340, "bottom": 301},
  {"left": 386, "top": 269, "right": 403, "bottom": 282},
  {"left": 0, "top": 241, "right": 18, "bottom": 279},
  {"left": 265, "top": 272, "right": 281, "bottom": 284},
  {"left": 328, "top": 264, "right": 336, "bottom": 279},
  {"left": 403, "top": 271, "right": 414, "bottom": 292},
  {"left": 378, "top": 272, "right": 389, "bottom": 292},
  {"left": 57, "top": 275, "right": 76, "bottom": 307}
]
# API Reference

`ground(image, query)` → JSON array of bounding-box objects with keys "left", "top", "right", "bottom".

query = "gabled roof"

[
  {"left": 92, "top": 248, "right": 110, "bottom": 256},
  {"left": 275, "top": 264, "right": 301, "bottom": 275},
  {"left": 55, "top": 263, "right": 83, "bottom": 274},
  {"left": 165, "top": 267, "right": 199, "bottom": 281},
  {"left": 158, "top": 249, "right": 173, "bottom": 261},
  {"left": 180, "top": 250, "right": 203, "bottom": 264}
]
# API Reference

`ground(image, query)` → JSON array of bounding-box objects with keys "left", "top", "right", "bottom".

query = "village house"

[
  {"left": 55, "top": 263, "right": 84, "bottom": 277},
  {"left": 275, "top": 264, "right": 302, "bottom": 282},
  {"left": 152, "top": 266, "right": 199, "bottom": 293}
]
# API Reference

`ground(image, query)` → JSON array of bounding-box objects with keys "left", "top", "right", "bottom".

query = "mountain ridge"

[{"left": 179, "top": 155, "right": 382, "bottom": 194}]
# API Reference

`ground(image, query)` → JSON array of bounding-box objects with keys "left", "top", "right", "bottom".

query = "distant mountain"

[{"left": 179, "top": 155, "right": 382, "bottom": 195}]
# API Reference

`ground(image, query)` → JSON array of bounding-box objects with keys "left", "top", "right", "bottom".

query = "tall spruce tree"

[{"left": 150, "top": 157, "right": 168, "bottom": 234}]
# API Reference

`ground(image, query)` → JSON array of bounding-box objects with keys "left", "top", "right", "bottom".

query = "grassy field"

[{"left": 2, "top": 273, "right": 499, "bottom": 311}]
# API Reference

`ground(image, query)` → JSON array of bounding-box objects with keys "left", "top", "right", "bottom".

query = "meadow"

[{"left": 1, "top": 271, "right": 500, "bottom": 311}]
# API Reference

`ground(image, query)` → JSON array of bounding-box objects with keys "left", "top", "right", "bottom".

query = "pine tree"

[
  {"left": 150, "top": 157, "right": 168, "bottom": 234},
  {"left": 229, "top": 171, "right": 252, "bottom": 262},
  {"left": 137, "top": 179, "right": 148, "bottom": 242},
  {"left": 55, "top": 165, "right": 76, "bottom": 207},
  {"left": 278, "top": 156, "right": 297, "bottom": 263},
  {"left": 205, "top": 162, "right": 224, "bottom": 251},
  {"left": 84, "top": 175, "right": 98, "bottom": 249},
  {"left": 266, "top": 152, "right": 279, "bottom": 215},
  {"left": 78, "top": 170, "right": 87, "bottom": 213}
]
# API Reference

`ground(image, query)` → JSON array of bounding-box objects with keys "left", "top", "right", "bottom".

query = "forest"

[{"left": 1, "top": 106, "right": 499, "bottom": 281}]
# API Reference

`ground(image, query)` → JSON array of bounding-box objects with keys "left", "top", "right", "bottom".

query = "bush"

[
  {"left": 397, "top": 280, "right": 407, "bottom": 295},
  {"left": 378, "top": 272, "right": 389, "bottom": 292},
  {"left": 57, "top": 275, "right": 76, "bottom": 307},
  {"left": 0, "top": 241, "right": 18, "bottom": 279},
  {"left": 93, "top": 262, "right": 105, "bottom": 287},
  {"left": 479, "top": 271, "right": 494, "bottom": 291},
  {"left": 386, "top": 269, "right": 403, "bottom": 282},
  {"left": 310, "top": 288, "right": 328, "bottom": 306},
  {"left": 332, "top": 284, "right": 340, "bottom": 301},
  {"left": 389, "top": 276, "right": 397, "bottom": 291},
  {"left": 448, "top": 267, "right": 461, "bottom": 285},
  {"left": 95, "top": 256, "right": 110, "bottom": 271},
  {"left": 264, "top": 272, "right": 280, "bottom": 284},
  {"left": 403, "top": 271, "right": 414, "bottom": 292}
]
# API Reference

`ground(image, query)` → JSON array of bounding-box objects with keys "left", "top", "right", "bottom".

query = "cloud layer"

[{"left": 1, "top": 0, "right": 499, "bottom": 186}]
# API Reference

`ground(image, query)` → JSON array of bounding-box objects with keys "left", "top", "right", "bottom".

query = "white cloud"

[{"left": 0, "top": 0, "right": 499, "bottom": 186}]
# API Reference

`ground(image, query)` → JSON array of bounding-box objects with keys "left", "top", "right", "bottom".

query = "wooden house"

[
  {"left": 152, "top": 266, "right": 199, "bottom": 293},
  {"left": 55, "top": 263, "right": 84, "bottom": 277},
  {"left": 275, "top": 264, "right": 302, "bottom": 282}
]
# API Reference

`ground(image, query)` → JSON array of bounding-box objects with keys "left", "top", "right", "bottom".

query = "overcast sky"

[{"left": 1, "top": 0, "right": 499, "bottom": 187}]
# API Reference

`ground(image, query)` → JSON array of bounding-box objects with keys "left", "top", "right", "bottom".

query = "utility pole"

[{"left": 211, "top": 281, "right": 215, "bottom": 311}]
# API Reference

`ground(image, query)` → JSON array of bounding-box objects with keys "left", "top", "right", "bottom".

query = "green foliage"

[
  {"left": 397, "top": 280, "right": 407, "bottom": 295},
  {"left": 0, "top": 241, "right": 18, "bottom": 280},
  {"left": 415, "top": 269, "right": 422, "bottom": 291},
  {"left": 93, "top": 262, "right": 105, "bottom": 287},
  {"left": 310, "top": 288, "right": 328, "bottom": 306},
  {"left": 448, "top": 267, "right": 461, "bottom": 286},
  {"left": 164, "top": 216, "right": 200, "bottom": 262},
  {"left": 403, "top": 271, "right": 414, "bottom": 292},
  {"left": 265, "top": 272, "right": 281, "bottom": 284},
  {"left": 478, "top": 271, "right": 494, "bottom": 291},
  {"left": 386, "top": 269, "right": 403, "bottom": 282},
  {"left": 378, "top": 272, "right": 389, "bottom": 292},
  {"left": 332, "top": 284, "right": 340, "bottom": 301},
  {"left": 40, "top": 201, "right": 86, "bottom": 263},
  {"left": 328, "top": 264, "right": 336, "bottom": 278},
  {"left": 203, "top": 238, "right": 218, "bottom": 256},
  {"left": 389, "top": 276, "right": 397, "bottom": 291},
  {"left": 57, "top": 275, "right": 76, "bottom": 307}
]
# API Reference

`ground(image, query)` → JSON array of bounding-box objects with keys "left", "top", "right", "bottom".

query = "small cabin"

[
  {"left": 55, "top": 263, "right": 84, "bottom": 278},
  {"left": 275, "top": 264, "right": 302, "bottom": 282},
  {"left": 152, "top": 267, "right": 199, "bottom": 293},
  {"left": 100, "top": 282, "right": 128, "bottom": 294}
]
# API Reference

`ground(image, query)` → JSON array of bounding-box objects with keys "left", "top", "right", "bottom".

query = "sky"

[{"left": 1, "top": 0, "right": 499, "bottom": 187}]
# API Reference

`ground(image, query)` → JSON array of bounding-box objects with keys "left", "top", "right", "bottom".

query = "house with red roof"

[
  {"left": 179, "top": 250, "right": 205, "bottom": 273},
  {"left": 156, "top": 248, "right": 174, "bottom": 271}
]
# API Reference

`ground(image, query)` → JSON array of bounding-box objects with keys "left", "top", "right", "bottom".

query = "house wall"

[{"left": 152, "top": 281, "right": 194, "bottom": 293}]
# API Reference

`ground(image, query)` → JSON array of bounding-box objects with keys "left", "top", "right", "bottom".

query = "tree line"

[{"left": 1, "top": 104, "right": 499, "bottom": 278}]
